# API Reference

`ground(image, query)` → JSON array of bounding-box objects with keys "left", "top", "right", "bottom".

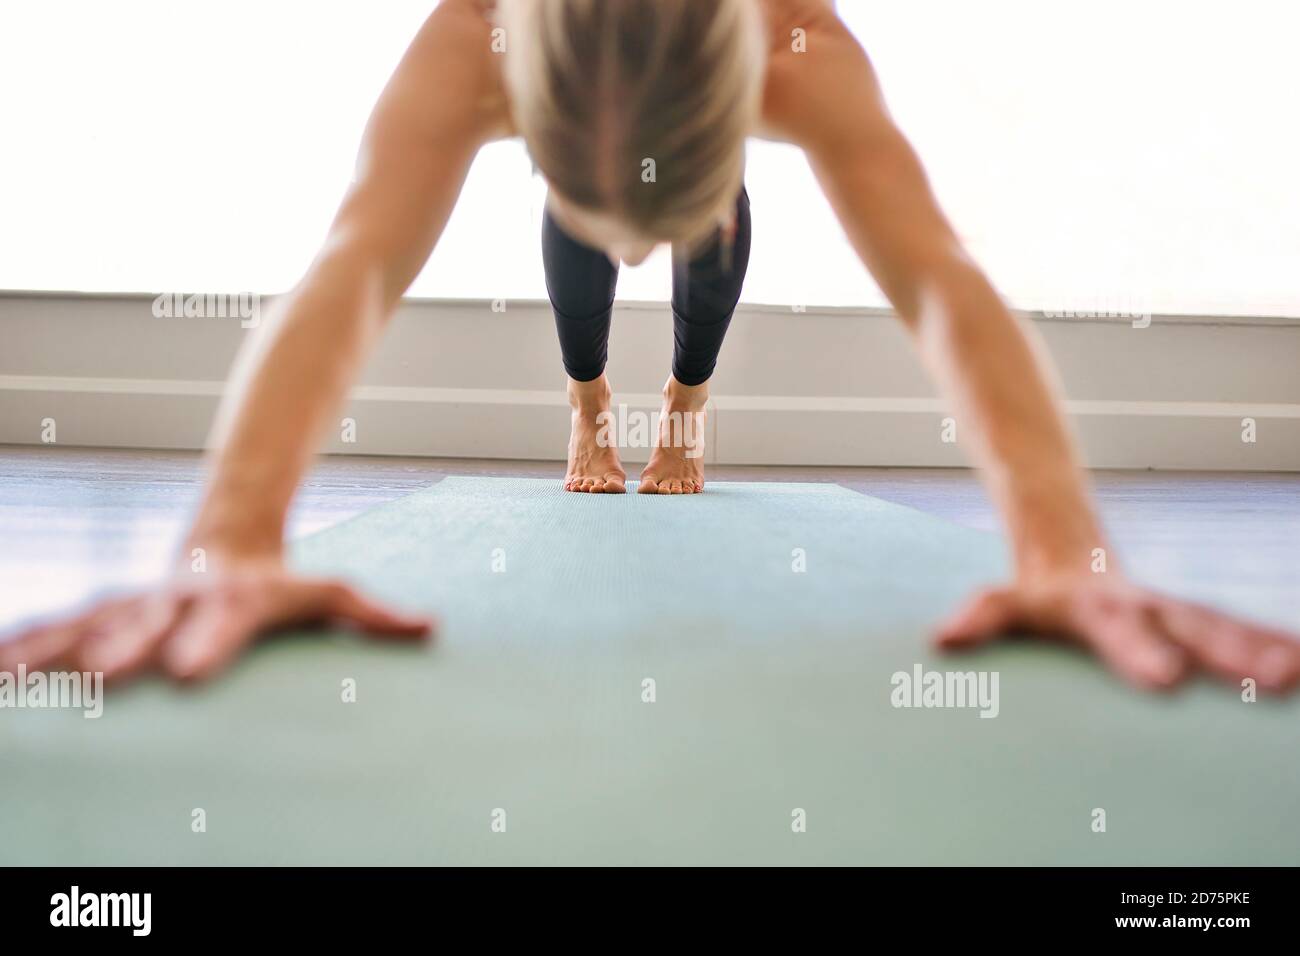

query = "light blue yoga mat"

[{"left": 1, "top": 477, "right": 1296, "bottom": 865}]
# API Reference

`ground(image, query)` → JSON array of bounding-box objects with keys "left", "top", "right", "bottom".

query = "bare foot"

[
  {"left": 564, "top": 374, "right": 627, "bottom": 494},
  {"left": 639, "top": 376, "right": 708, "bottom": 495}
]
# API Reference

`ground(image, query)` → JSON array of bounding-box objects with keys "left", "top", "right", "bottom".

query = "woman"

[{"left": 3, "top": 0, "right": 1297, "bottom": 691}]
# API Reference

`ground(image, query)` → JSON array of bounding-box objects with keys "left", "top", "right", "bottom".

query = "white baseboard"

[{"left": 2, "top": 292, "right": 1298, "bottom": 469}]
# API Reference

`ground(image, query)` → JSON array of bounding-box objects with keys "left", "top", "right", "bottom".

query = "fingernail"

[
  {"left": 1257, "top": 647, "right": 1292, "bottom": 683},
  {"left": 83, "top": 641, "right": 124, "bottom": 671},
  {"left": 80, "top": 649, "right": 109, "bottom": 671},
  {"left": 1146, "top": 645, "right": 1183, "bottom": 680},
  {"left": 165, "top": 642, "right": 203, "bottom": 676}
]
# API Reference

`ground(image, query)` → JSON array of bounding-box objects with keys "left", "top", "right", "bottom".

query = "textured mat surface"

[{"left": 1, "top": 477, "right": 1296, "bottom": 864}]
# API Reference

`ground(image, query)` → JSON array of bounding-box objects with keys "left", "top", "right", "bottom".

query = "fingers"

[
  {"left": 159, "top": 577, "right": 432, "bottom": 683},
  {"left": 1078, "top": 603, "right": 1188, "bottom": 691},
  {"left": 0, "top": 596, "right": 134, "bottom": 673},
  {"left": 316, "top": 581, "right": 434, "bottom": 640},
  {"left": 935, "top": 580, "right": 1298, "bottom": 695},
  {"left": 159, "top": 598, "right": 255, "bottom": 683},
  {"left": 2, "top": 573, "right": 436, "bottom": 691},
  {"left": 933, "top": 588, "right": 1022, "bottom": 650},
  {"left": 1254, "top": 641, "right": 1300, "bottom": 691},
  {"left": 1156, "top": 599, "right": 1300, "bottom": 693},
  {"left": 935, "top": 584, "right": 1189, "bottom": 691},
  {"left": 0, "top": 618, "right": 87, "bottom": 672},
  {"left": 76, "top": 594, "right": 185, "bottom": 685}
]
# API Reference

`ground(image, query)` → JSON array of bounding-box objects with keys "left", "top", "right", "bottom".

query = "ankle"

[
  {"left": 568, "top": 374, "right": 612, "bottom": 412},
  {"left": 662, "top": 375, "right": 709, "bottom": 413}
]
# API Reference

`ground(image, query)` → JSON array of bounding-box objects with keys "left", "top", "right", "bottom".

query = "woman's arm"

[
  {"left": 0, "top": 1, "right": 505, "bottom": 683},
  {"left": 766, "top": 11, "right": 1300, "bottom": 691},
  {"left": 194, "top": 2, "right": 501, "bottom": 558}
]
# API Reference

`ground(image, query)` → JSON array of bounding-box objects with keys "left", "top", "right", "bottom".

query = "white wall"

[{"left": 2, "top": 293, "right": 1297, "bottom": 470}]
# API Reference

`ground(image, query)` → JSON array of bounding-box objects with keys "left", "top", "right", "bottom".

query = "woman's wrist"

[
  {"left": 1002, "top": 482, "right": 1112, "bottom": 582},
  {"left": 182, "top": 505, "right": 285, "bottom": 569},
  {"left": 1012, "top": 517, "right": 1113, "bottom": 582}
]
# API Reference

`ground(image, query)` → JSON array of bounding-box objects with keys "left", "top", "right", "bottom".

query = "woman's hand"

[
  {"left": 0, "top": 557, "right": 433, "bottom": 686},
  {"left": 935, "top": 572, "right": 1300, "bottom": 693}
]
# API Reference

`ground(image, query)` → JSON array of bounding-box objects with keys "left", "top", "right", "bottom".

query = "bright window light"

[{"left": 1, "top": 0, "right": 1295, "bottom": 317}]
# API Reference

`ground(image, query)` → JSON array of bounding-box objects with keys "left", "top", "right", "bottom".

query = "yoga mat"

[{"left": 1, "top": 477, "right": 1296, "bottom": 865}]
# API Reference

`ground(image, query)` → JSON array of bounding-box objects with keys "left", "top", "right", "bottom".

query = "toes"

[
  {"left": 568, "top": 472, "right": 661, "bottom": 494},
  {"left": 639, "top": 475, "right": 701, "bottom": 495}
]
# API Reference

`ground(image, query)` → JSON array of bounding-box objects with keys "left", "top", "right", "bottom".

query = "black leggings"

[{"left": 542, "top": 187, "right": 751, "bottom": 387}]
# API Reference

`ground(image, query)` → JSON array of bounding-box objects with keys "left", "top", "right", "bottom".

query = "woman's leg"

[
  {"left": 542, "top": 201, "right": 628, "bottom": 493},
  {"left": 542, "top": 202, "right": 619, "bottom": 383},
  {"left": 640, "top": 186, "right": 752, "bottom": 494},
  {"left": 670, "top": 185, "right": 753, "bottom": 388}
]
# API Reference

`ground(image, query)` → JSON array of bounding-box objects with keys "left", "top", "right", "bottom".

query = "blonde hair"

[{"left": 500, "top": 0, "right": 766, "bottom": 244}]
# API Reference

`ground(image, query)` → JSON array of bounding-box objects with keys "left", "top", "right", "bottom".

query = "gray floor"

[{"left": 1, "top": 445, "right": 1298, "bottom": 631}]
